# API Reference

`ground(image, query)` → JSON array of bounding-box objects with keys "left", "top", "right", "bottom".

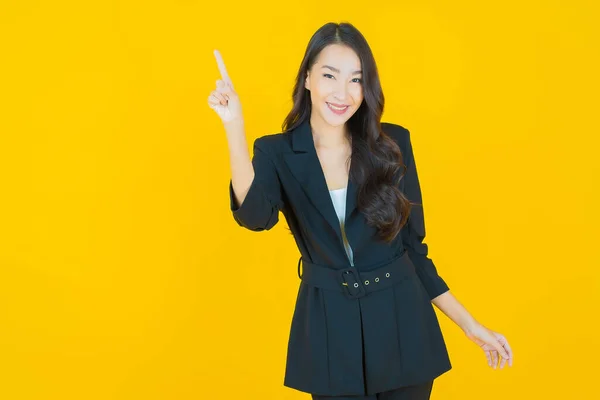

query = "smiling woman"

[
  {"left": 210, "top": 20, "right": 513, "bottom": 400},
  {"left": 283, "top": 24, "right": 412, "bottom": 244},
  {"left": 306, "top": 52, "right": 364, "bottom": 118}
]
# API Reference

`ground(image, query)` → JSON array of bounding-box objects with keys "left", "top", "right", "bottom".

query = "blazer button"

[{"left": 385, "top": 272, "right": 390, "bottom": 278}]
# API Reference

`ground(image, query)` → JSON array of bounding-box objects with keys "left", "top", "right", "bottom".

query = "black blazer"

[{"left": 228, "top": 119, "right": 452, "bottom": 396}]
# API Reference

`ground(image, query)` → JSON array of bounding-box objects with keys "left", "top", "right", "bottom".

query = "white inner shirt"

[{"left": 328, "top": 187, "right": 355, "bottom": 266}]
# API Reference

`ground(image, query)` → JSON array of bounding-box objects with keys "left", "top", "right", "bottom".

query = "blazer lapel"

[{"left": 283, "top": 119, "right": 359, "bottom": 256}]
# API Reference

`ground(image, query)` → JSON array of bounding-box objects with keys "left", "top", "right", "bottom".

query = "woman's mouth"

[{"left": 327, "top": 102, "right": 349, "bottom": 115}]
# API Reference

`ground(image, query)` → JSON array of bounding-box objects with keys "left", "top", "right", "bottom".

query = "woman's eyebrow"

[{"left": 321, "top": 65, "right": 362, "bottom": 75}]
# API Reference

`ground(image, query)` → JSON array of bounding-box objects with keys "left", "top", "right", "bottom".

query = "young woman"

[{"left": 208, "top": 22, "right": 513, "bottom": 400}]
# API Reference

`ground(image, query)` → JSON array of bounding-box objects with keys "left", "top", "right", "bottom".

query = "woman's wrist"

[
  {"left": 461, "top": 318, "right": 481, "bottom": 334},
  {"left": 432, "top": 291, "right": 480, "bottom": 333}
]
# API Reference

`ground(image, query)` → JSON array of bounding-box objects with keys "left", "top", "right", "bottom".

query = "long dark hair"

[{"left": 282, "top": 21, "right": 415, "bottom": 243}]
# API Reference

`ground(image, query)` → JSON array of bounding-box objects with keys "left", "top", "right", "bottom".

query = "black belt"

[{"left": 297, "top": 250, "right": 415, "bottom": 300}]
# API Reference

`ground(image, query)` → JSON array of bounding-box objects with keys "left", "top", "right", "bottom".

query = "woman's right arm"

[
  {"left": 224, "top": 118, "right": 254, "bottom": 209},
  {"left": 209, "top": 50, "right": 282, "bottom": 231}
]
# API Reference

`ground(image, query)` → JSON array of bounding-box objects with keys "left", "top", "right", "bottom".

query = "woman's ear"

[{"left": 305, "top": 72, "right": 310, "bottom": 90}]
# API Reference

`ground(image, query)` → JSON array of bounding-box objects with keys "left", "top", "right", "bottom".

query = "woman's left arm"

[
  {"left": 394, "top": 124, "right": 514, "bottom": 370},
  {"left": 432, "top": 291, "right": 514, "bottom": 369}
]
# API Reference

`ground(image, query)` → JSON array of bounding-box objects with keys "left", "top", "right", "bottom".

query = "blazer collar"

[{"left": 283, "top": 119, "right": 358, "bottom": 254}]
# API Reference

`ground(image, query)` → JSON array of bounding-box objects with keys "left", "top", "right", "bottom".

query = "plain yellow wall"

[{"left": 1, "top": 1, "right": 599, "bottom": 399}]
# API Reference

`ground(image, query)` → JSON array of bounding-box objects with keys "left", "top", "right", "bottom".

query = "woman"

[{"left": 208, "top": 22, "right": 513, "bottom": 400}]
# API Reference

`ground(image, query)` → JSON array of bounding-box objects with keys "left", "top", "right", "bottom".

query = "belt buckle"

[{"left": 339, "top": 267, "right": 366, "bottom": 299}]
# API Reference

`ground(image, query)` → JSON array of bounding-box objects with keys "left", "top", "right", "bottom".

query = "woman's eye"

[{"left": 322, "top": 74, "right": 362, "bottom": 83}]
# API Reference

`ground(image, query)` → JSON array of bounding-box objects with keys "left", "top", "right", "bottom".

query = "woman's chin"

[{"left": 322, "top": 108, "right": 353, "bottom": 126}]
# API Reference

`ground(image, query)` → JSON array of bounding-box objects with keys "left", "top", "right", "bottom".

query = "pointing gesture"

[
  {"left": 208, "top": 49, "right": 243, "bottom": 124},
  {"left": 214, "top": 49, "right": 234, "bottom": 90}
]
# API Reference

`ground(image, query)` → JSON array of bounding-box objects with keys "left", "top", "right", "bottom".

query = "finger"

[
  {"left": 214, "top": 49, "right": 234, "bottom": 88},
  {"left": 491, "top": 350, "right": 498, "bottom": 369},
  {"left": 210, "top": 90, "right": 224, "bottom": 105},
  {"left": 485, "top": 350, "right": 492, "bottom": 367},
  {"left": 208, "top": 94, "right": 221, "bottom": 106},
  {"left": 499, "top": 356, "right": 507, "bottom": 369},
  {"left": 502, "top": 343, "right": 513, "bottom": 367},
  {"left": 212, "top": 90, "right": 227, "bottom": 105},
  {"left": 495, "top": 341, "right": 510, "bottom": 360},
  {"left": 489, "top": 334, "right": 510, "bottom": 361},
  {"left": 501, "top": 337, "right": 513, "bottom": 366}
]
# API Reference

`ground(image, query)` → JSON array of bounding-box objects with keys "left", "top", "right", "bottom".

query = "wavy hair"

[{"left": 282, "top": 21, "right": 416, "bottom": 243}]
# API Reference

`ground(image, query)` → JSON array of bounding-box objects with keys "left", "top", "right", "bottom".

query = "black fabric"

[
  {"left": 229, "top": 120, "right": 451, "bottom": 396},
  {"left": 299, "top": 250, "right": 415, "bottom": 299}
]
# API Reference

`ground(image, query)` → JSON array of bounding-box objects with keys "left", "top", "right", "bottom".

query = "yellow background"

[{"left": 1, "top": 1, "right": 598, "bottom": 398}]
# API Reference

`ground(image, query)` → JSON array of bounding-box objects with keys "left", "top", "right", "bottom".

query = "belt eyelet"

[
  {"left": 353, "top": 282, "right": 359, "bottom": 288},
  {"left": 364, "top": 280, "right": 370, "bottom": 285},
  {"left": 374, "top": 277, "right": 379, "bottom": 283},
  {"left": 385, "top": 272, "right": 390, "bottom": 278}
]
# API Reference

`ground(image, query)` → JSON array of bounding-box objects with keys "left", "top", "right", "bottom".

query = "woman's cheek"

[{"left": 351, "top": 86, "right": 363, "bottom": 97}]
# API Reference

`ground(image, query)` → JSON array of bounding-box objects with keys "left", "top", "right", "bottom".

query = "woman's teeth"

[{"left": 327, "top": 103, "right": 349, "bottom": 112}]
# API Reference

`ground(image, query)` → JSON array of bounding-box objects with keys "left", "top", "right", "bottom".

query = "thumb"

[{"left": 217, "top": 79, "right": 236, "bottom": 97}]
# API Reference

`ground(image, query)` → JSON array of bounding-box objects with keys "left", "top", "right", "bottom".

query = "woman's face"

[{"left": 305, "top": 44, "right": 364, "bottom": 128}]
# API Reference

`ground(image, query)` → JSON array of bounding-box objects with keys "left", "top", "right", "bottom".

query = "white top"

[{"left": 328, "top": 187, "right": 354, "bottom": 266}]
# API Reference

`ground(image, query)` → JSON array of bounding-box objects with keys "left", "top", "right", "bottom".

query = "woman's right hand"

[{"left": 208, "top": 49, "right": 244, "bottom": 124}]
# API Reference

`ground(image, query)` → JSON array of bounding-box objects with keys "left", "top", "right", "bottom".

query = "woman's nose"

[{"left": 333, "top": 83, "right": 349, "bottom": 100}]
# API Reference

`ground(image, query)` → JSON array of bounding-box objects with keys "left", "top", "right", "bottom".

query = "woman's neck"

[{"left": 309, "top": 114, "right": 350, "bottom": 150}]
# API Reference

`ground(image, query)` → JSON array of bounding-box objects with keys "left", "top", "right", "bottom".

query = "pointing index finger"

[{"left": 213, "top": 49, "right": 233, "bottom": 87}]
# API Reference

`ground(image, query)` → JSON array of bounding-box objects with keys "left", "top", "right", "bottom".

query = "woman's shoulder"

[
  {"left": 250, "top": 130, "right": 293, "bottom": 159},
  {"left": 381, "top": 121, "right": 413, "bottom": 151},
  {"left": 253, "top": 122, "right": 414, "bottom": 155},
  {"left": 381, "top": 121, "right": 410, "bottom": 138}
]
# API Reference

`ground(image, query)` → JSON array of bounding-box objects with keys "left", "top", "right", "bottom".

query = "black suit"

[{"left": 228, "top": 119, "right": 452, "bottom": 396}]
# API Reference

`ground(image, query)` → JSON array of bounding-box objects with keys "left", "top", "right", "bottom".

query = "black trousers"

[{"left": 311, "top": 380, "right": 434, "bottom": 400}]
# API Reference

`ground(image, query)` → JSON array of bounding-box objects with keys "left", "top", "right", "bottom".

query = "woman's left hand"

[{"left": 464, "top": 323, "right": 513, "bottom": 369}]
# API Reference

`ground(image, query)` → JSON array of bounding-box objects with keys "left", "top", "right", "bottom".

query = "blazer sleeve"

[
  {"left": 228, "top": 137, "right": 283, "bottom": 231},
  {"left": 400, "top": 128, "right": 450, "bottom": 300}
]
